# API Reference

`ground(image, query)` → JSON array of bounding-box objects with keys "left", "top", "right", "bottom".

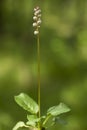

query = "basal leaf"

[
  {"left": 47, "top": 103, "right": 70, "bottom": 116},
  {"left": 12, "top": 121, "right": 28, "bottom": 130},
  {"left": 26, "top": 120, "right": 36, "bottom": 127},
  {"left": 27, "top": 115, "right": 40, "bottom": 122},
  {"left": 15, "top": 93, "right": 39, "bottom": 114},
  {"left": 26, "top": 115, "right": 46, "bottom": 127},
  {"left": 26, "top": 115, "right": 40, "bottom": 127}
]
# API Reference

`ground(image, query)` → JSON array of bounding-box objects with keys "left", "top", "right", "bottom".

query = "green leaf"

[
  {"left": 27, "top": 115, "right": 40, "bottom": 122},
  {"left": 47, "top": 103, "right": 70, "bottom": 116},
  {"left": 12, "top": 121, "right": 28, "bottom": 130},
  {"left": 15, "top": 93, "right": 39, "bottom": 114},
  {"left": 26, "top": 120, "right": 36, "bottom": 127},
  {"left": 26, "top": 115, "right": 46, "bottom": 127},
  {"left": 26, "top": 115, "right": 40, "bottom": 127}
]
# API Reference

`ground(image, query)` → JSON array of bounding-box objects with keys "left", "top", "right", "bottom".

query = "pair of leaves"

[
  {"left": 13, "top": 93, "right": 70, "bottom": 130},
  {"left": 15, "top": 93, "right": 70, "bottom": 116},
  {"left": 42, "top": 103, "right": 70, "bottom": 128}
]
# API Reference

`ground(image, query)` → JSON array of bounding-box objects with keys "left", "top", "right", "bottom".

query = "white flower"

[
  {"left": 34, "top": 7, "right": 39, "bottom": 11},
  {"left": 33, "top": 22, "right": 37, "bottom": 27},
  {"left": 34, "top": 30, "right": 39, "bottom": 35},
  {"left": 37, "top": 19, "right": 42, "bottom": 24},
  {"left": 33, "top": 16, "right": 37, "bottom": 20},
  {"left": 35, "top": 9, "right": 41, "bottom": 15},
  {"left": 34, "top": 8, "right": 37, "bottom": 11}
]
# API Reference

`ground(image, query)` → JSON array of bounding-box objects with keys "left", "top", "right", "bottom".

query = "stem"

[
  {"left": 37, "top": 32, "right": 41, "bottom": 119},
  {"left": 43, "top": 115, "right": 51, "bottom": 126}
]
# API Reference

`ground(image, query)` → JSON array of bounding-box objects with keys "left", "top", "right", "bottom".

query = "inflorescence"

[{"left": 33, "top": 6, "right": 42, "bottom": 35}]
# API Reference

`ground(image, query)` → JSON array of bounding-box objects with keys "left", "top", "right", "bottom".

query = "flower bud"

[
  {"left": 34, "top": 30, "right": 39, "bottom": 35},
  {"left": 37, "top": 19, "right": 42, "bottom": 24},
  {"left": 33, "top": 16, "right": 37, "bottom": 20},
  {"left": 36, "top": 9, "right": 41, "bottom": 14},
  {"left": 34, "top": 6, "right": 39, "bottom": 11},
  {"left": 33, "top": 22, "right": 37, "bottom": 27},
  {"left": 34, "top": 8, "right": 37, "bottom": 11}
]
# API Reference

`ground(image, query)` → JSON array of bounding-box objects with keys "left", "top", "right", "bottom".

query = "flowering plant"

[{"left": 12, "top": 6, "right": 70, "bottom": 130}]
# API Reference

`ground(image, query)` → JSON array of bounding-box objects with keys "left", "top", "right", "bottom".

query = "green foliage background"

[{"left": 0, "top": 0, "right": 87, "bottom": 130}]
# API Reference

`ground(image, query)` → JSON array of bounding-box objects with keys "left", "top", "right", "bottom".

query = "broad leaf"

[
  {"left": 26, "top": 115, "right": 46, "bottom": 127},
  {"left": 12, "top": 121, "right": 28, "bottom": 130},
  {"left": 26, "top": 115, "right": 40, "bottom": 127},
  {"left": 15, "top": 93, "right": 39, "bottom": 114},
  {"left": 27, "top": 115, "right": 40, "bottom": 122},
  {"left": 26, "top": 120, "right": 36, "bottom": 127},
  {"left": 47, "top": 103, "right": 70, "bottom": 116}
]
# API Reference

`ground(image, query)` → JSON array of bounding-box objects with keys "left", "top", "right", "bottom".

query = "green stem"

[
  {"left": 43, "top": 115, "right": 51, "bottom": 126},
  {"left": 37, "top": 32, "right": 41, "bottom": 119}
]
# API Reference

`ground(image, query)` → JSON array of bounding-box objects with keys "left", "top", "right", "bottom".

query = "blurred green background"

[{"left": 0, "top": 0, "right": 87, "bottom": 130}]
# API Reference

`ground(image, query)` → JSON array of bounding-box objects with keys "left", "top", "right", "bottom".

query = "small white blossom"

[
  {"left": 34, "top": 6, "right": 39, "bottom": 11},
  {"left": 35, "top": 10, "right": 41, "bottom": 15},
  {"left": 33, "top": 22, "right": 37, "bottom": 27},
  {"left": 33, "top": 16, "right": 37, "bottom": 20},
  {"left": 34, "top": 8, "right": 37, "bottom": 11},
  {"left": 37, "top": 19, "right": 42, "bottom": 25},
  {"left": 34, "top": 30, "right": 39, "bottom": 35}
]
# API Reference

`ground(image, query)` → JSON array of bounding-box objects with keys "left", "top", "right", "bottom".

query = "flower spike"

[{"left": 33, "top": 6, "right": 42, "bottom": 35}]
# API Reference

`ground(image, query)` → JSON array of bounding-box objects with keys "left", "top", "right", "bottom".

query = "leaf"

[
  {"left": 26, "top": 115, "right": 40, "bottom": 127},
  {"left": 15, "top": 93, "right": 39, "bottom": 114},
  {"left": 27, "top": 115, "right": 40, "bottom": 122},
  {"left": 47, "top": 103, "right": 70, "bottom": 116},
  {"left": 12, "top": 121, "right": 28, "bottom": 130},
  {"left": 26, "top": 115, "right": 46, "bottom": 127},
  {"left": 26, "top": 120, "right": 36, "bottom": 127}
]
